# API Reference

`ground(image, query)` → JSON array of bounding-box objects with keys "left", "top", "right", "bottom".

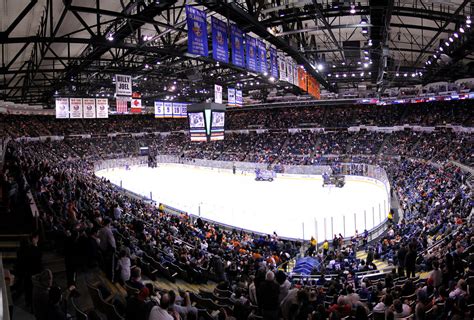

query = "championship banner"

[
  {"left": 236, "top": 89, "right": 243, "bottom": 107},
  {"left": 164, "top": 102, "right": 173, "bottom": 118},
  {"left": 131, "top": 98, "right": 142, "bottom": 113},
  {"left": 245, "top": 35, "right": 257, "bottom": 72},
  {"left": 172, "top": 103, "right": 181, "bottom": 118},
  {"left": 214, "top": 84, "right": 223, "bottom": 104},
  {"left": 287, "top": 57, "right": 294, "bottom": 85},
  {"left": 230, "top": 24, "right": 245, "bottom": 67},
  {"left": 55, "top": 98, "right": 69, "bottom": 119},
  {"left": 115, "top": 74, "right": 132, "bottom": 96},
  {"left": 180, "top": 104, "right": 188, "bottom": 117},
  {"left": 293, "top": 64, "right": 299, "bottom": 86},
  {"left": 69, "top": 98, "right": 83, "bottom": 119},
  {"left": 154, "top": 101, "right": 165, "bottom": 118},
  {"left": 228, "top": 88, "right": 236, "bottom": 106},
  {"left": 278, "top": 54, "right": 287, "bottom": 81},
  {"left": 211, "top": 17, "right": 229, "bottom": 63},
  {"left": 83, "top": 98, "right": 96, "bottom": 118},
  {"left": 298, "top": 67, "right": 308, "bottom": 91},
  {"left": 308, "top": 76, "right": 321, "bottom": 99},
  {"left": 185, "top": 5, "right": 208, "bottom": 57},
  {"left": 270, "top": 47, "right": 279, "bottom": 79},
  {"left": 256, "top": 40, "right": 267, "bottom": 74},
  {"left": 96, "top": 98, "right": 109, "bottom": 118}
]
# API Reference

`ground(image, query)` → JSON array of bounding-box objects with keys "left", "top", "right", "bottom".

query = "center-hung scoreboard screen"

[{"left": 187, "top": 102, "right": 226, "bottom": 142}]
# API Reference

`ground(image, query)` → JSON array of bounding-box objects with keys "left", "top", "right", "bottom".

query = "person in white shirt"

[
  {"left": 149, "top": 293, "right": 174, "bottom": 320},
  {"left": 116, "top": 249, "right": 131, "bottom": 283}
]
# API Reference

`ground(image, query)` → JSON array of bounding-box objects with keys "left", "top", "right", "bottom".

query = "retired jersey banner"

[
  {"left": 228, "top": 88, "right": 236, "bottom": 106},
  {"left": 172, "top": 103, "right": 181, "bottom": 117},
  {"left": 308, "top": 76, "right": 321, "bottom": 99},
  {"left": 278, "top": 54, "right": 287, "bottom": 81},
  {"left": 180, "top": 104, "right": 188, "bottom": 117},
  {"left": 245, "top": 35, "right": 257, "bottom": 72},
  {"left": 55, "top": 98, "right": 69, "bottom": 119},
  {"left": 256, "top": 40, "right": 267, "bottom": 74},
  {"left": 298, "top": 67, "right": 308, "bottom": 91},
  {"left": 236, "top": 89, "right": 243, "bottom": 107},
  {"left": 96, "top": 98, "right": 109, "bottom": 118},
  {"left": 211, "top": 17, "right": 229, "bottom": 63},
  {"left": 154, "top": 101, "right": 164, "bottom": 118},
  {"left": 287, "top": 57, "right": 294, "bottom": 84},
  {"left": 270, "top": 47, "right": 278, "bottom": 79},
  {"left": 115, "top": 74, "right": 132, "bottom": 96},
  {"left": 69, "top": 98, "right": 83, "bottom": 119},
  {"left": 214, "top": 84, "right": 223, "bottom": 104},
  {"left": 293, "top": 64, "right": 299, "bottom": 86},
  {"left": 185, "top": 5, "right": 208, "bottom": 57},
  {"left": 164, "top": 102, "right": 173, "bottom": 118},
  {"left": 83, "top": 98, "right": 96, "bottom": 118},
  {"left": 230, "top": 24, "right": 245, "bottom": 67}
]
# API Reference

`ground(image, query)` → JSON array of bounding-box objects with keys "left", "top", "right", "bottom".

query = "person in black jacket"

[
  {"left": 405, "top": 244, "right": 417, "bottom": 278},
  {"left": 397, "top": 244, "right": 408, "bottom": 277},
  {"left": 257, "top": 270, "right": 280, "bottom": 320}
]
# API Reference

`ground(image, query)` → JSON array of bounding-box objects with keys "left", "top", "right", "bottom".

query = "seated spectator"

[
  {"left": 391, "top": 299, "right": 411, "bottom": 318},
  {"left": 149, "top": 293, "right": 173, "bottom": 320},
  {"left": 127, "top": 267, "right": 145, "bottom": 290}
]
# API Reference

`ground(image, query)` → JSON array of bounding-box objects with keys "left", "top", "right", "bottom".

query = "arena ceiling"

[{"left": 0, "top": 0, "right": 473, "bottom": 105}]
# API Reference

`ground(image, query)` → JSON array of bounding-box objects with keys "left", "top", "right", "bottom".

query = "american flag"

[{"left": 116, "top": 97, "right": 128, "bottom": 113}]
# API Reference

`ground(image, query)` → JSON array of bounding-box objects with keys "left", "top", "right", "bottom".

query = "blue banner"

[
  {"left": 230, "top": 24, "right": 245, "bottom": 67},
  {"left": 186, "top": 5, "right": 208, "bottom": 57},
  {"left": 270, "top": 47, "right": 279, "bottom": 78},
  {"left": 257, "top": 40, "right": 267, "bottom": 74},
  {"left": 246, "top": 35, "right": 257, "bottom": 72},
  {"left": 211, "top": 17, "right": 229, "bottom": 63}
]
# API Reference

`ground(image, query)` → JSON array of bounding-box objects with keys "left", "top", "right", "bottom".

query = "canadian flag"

[{"left": 131, "top": 98, "right": 142, "bottom": 113}]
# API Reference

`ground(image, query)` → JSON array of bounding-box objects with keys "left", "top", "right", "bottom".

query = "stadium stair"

[{"left": 0, "top": 233, "right": 29, "bottom": 269}]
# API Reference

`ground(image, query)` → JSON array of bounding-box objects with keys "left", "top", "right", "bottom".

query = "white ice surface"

[{"left": 96, "top": 164, "right": 389, "bottom": 240}]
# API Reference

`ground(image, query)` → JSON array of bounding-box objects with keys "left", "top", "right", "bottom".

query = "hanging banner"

[
  {"left": 228, "top": 88, "right": 236, "bottom": 106},
  {"left": 55, "top": 98, "right": 69, "bottom": 119},
  {"left": 164, "top": 102, "right": 173, "bottom": 118},
  {"left": 115, "top": 74, "right": 132, "bottom": 96},
  {"left": 96, "top": 98, "right": 109, "bottom": 118},
  {"left": 154, "top": 101, "right": 165, "bottom": 118},
  {"left": 278, "top": 53, "right": 287, "bottom": 81},
  {"left": 308, "top": 76, "right": 321, "bottom": 99},
  {"left": 83, "top": 98, "right": 96, "bottom": 118},
  {"left": 287, "top": 57, "right": 294, "bottom": 85},
  {"left": 214, "top": 84, "right": 223, "bottom": 104},
  {"left": 116, "top": 96, "right": 128, "bottom": 114},
  {"left": 131, "top": 98, "right": 142, "bottom": 113},
  {"left": 256, "top": 40, "right": 267, "bottom": 74},
  {"left": 172, "top": 103, "right": 181, "bottom": 118},
  {"left": 236, "top": 89, "right": 243, "bottom": 107},
  {"left": 185, "top": 5, "right": 208, "bottom": 57},
  {"left": 298, "top": 67, "right": 308, "bottom": 91},
  {"left": 69, "top": 98, "right": 83, "bottom": 119},
  {"left": 180, "top": 104, "right": 188, "bottom": 117},
  {"left": 293, "top": 64, "right": 299, "bottom": 86},
  {"left": 230, "top": 24, "right": 245, "bottom": 67},
  {"left": 245, "top": 35, "right": 257, "bottom": 72},
  {"left": 211, "top": 17, "right": 229, "bottom": 63},
  {"left": 270, "top": 47, "right": 278, "bottom": 79}
]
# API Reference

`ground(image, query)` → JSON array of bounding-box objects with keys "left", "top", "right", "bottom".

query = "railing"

[{"left": 0, "top": 255, "right": 10, "bottom": 320}]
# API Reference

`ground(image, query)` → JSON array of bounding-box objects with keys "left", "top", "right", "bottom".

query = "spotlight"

[
  {"left": 449, "top": 37, "right": 453, "bottom": 42},
  {"left": 343, "top": 73, "right": 347, "bottom": 77},
  {"left": 403, "top": 73, "right": 407, "bottom": 77},
  {"left": 433, "top": 54, "right": 437, "bottom": 59},
  {"left": 328, "top": 74, "right": 332, "bottom": 77},
  {"left": 467, "top": 16, "right": 472, "bottom": 24},
  {"left": 363, "top": 62, "right": 369, "bottom": 68},
  {"left": 360, "top": 72, "right": 364, "bottom": 77},
  {"left": 335, "top": 74, "right": 339, "bottom": 78},
  {"left": 460, "top": 27, "right": 465, "bottom": 33},
  {"left": 144, "top": 64, "right": 150, "bottom": 69},
  {"left": 395, "top": 73, "right": 399, "bottom": 77},
  {"left": 445, "top": 41, "right": 449, "bottom": 46},
  {"left": 263, "top": 71, "right": 268, "bottom": 76},
  {"left": 411, "top": 73, "right": 416, "bottom": 77},
  {"left": 351, "top": 73, "right": 355, "bottom": 77},
  {"left": 107, "top": 34, "right": 114, "bottom": 41},
  {"left": 454, "top": 33, "right": 459, "bottom": 38},
  {"left": 317, "top": 64, "right": 324, "bottom": 71},
  {"left": 350, "top": 4, "right": 356, "bottom": 14},
  {"left": 439, "top": 47, "right": 444, "bottom": 52},
  {"left": 269, "top": 76, "right": 275, "bottom": 82}
]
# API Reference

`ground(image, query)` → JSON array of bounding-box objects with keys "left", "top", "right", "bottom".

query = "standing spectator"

[
  {"left": 405, "top": 244, "right": 417, "bottom": 278},
  {"left": 257, "top": 271, "right": 280, "bottom": 320},
  {"left": 275, "top": 270, "right": 291, "bottom": 303},
  {"left": 99, "top": 218, "right": 116, "bottom": 279},
  {"left": 18, "top": 231, "right": 42, "bottom": 308},
  {"left": 397, "top": 244, "right": 408, "bottom": 277},
  {"left": 32, "top": 269, "right": 52, "bottom": 320},
  {"left": 117, "top": 249, "right": 131, "bottom": 284},
  {"left": 322, "top": 240, "right": 329, "bottom": 256}
]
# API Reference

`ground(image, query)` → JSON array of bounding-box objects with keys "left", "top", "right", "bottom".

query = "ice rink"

[{"left": 96, "top": 164, "right": 390, "bottom": 240}]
